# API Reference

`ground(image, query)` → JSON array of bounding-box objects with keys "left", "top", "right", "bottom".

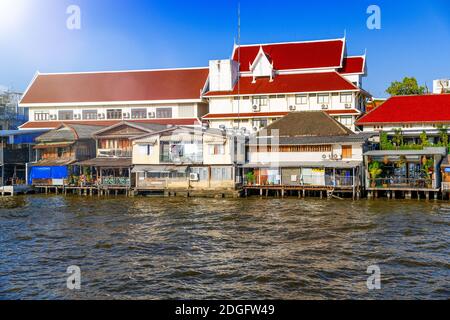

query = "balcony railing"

[
  {"left": 100, "top": 177, "right": 131, "bottom": 186},
  {"left": 98, "top": 149, "right": 132, "bottom": 158},
  {"left": 244, "top": 174, "right": 355, "bottom": 187},
  {"left": 160, "top": 154, "right": 203, "bottom": 164},
  {"left": 442, "top": 182, "right": 450, "bottom": 191},
  {"left": 369, "top": 177, "right": 433, "bottom": 189}
]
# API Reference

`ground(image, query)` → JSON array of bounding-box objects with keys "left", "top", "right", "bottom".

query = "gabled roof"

[
  {"left": 92, "top": 121, "right": 167, "bottom": 138},
  {"left": 260, "top": 111, "right": 354, "bottom": 137},
  {"left": 232, "top": 38, "right": 345, "bottom": 72},
  {"left": 204, "top": 72, "right": 358, "bottom": 97},
  {"left": 20, "top": 67, "right": 209, "bottom": 105},
  {"left": 339, "top": 56, "right": 366, "bottom": 75},
  {"left": 356, "top": 94, "right": 450, "bottom": 125},
  {"left": 36, "top": 124, "right": 103, "bottom": 142}
]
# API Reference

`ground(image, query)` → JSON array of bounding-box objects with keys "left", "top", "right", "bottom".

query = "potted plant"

[
  {"left": 368, "top": 161, "right": 383, "bottom": 188},
  {"left": 245, "top": 172, "right": 256, "bottom": 186}
]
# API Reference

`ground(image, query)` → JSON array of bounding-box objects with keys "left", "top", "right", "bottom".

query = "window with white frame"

[
  {"left": 211, "top": 167, "right": 232, "bottom": 181},
  {"left": 131, "top": 108, "right": 147, "bottom": 119},
  {"left": 138, "top": 144, "right": 153, "bottom": 156},
  {"left": 317, "top": 94, "right": 330, "bottom": 104},
  {"left": 252, "top": 96, "right": 268, "bottom": 106},
  {"left": 295, "top": 94, "right": 308, "bottom": 105},
  {"left": 209, "top": 144, "right": 225, "bottom": 155},
  {"left": 82, "top": 110, "right": 98, "bottom": 120},
  {"left": 107, "top": 109, "right": 122, "bottom": 120},
  {"left": 58, "top": 110, "right": 74, "bottom": 120},
  {"left": 339, "top": 116, "right": 353, "bottom": 127},
  {"left": 34, "top": 111, "right": 49, "bottom": 121},
  {"left": 156, "top": 108, "right": 172, "bottom": 119},
  {"left": 340, "top": 93, "right": 353, "bottom": 104}
]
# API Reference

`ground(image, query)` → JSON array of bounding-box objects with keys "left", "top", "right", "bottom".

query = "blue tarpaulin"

[{"left": 29, "top": 166, "right": 68, "bottom": 184}]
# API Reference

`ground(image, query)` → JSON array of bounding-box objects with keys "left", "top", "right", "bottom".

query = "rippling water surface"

[{"left": 0, "top": 195, "right": 449, "bottom": 299}]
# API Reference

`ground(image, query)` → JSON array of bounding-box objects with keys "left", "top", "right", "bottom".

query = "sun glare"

[{"left": 0, "top": 0, "right": 28, "bottom": 31}]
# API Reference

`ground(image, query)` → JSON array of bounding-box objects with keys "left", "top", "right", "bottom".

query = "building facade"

[
  {"left": 131, "top": 126, "right": 245, "bottom": 195},
  {"left": 357, "top": 94, "right": 450, "bottom": 144},
  {"left": 203, "top": 38, "right": 370, "bottom": 132},
  {"left": 19, "top": 68, "right": 209, "bottom": 130},
  {"left": 242, "top": 112, "right": 369, "bottom": 198}
]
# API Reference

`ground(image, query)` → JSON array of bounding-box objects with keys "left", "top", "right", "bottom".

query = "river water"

[{"left": 0, "top": 195, "right": 448, "bottom": 300}]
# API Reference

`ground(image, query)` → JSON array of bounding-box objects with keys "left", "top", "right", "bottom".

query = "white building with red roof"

[
  {"left": 202, "top": 37, "right": 370, "bottom": 132},
  {"left": 356, "top": 94, "right": 450, "bottom": 143},
  {"left": 19, "top": 67, "right": 209, "bottom": 130}
]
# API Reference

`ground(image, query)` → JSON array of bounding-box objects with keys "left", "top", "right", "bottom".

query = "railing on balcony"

[
  {"left": 244, "top": 174, "right": 356, "bottom": 187},
  {"left": 159, "top": 154, "right": 203, "bottom": 164},
  {"left": 369, "top": 177, "right": 434, "bottom": 189},
  {"left": 442, "top": 182, "right": 450, "bottom": 192},
  {"left": 98, "top": 149, "right": 132, "bottom": 158},
  {"left": 100, "top": 176, "right": 131, "bottom": 186}
]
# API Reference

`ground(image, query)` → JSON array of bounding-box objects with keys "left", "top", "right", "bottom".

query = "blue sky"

[{"left": 0, "top": 0, "right": 449, "bottom": 97}]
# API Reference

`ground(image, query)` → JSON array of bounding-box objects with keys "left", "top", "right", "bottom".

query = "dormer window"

[{"left": 249, "top": 46, "right": 275, "bottom": 83}]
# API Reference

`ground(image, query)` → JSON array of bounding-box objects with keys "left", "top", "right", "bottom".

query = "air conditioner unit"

[
  {"left": 252, "top": 104, "right": 260, "bottom": 112},
  {"left": 289, "top": 105, "right": 296, "bottom": 111},
  {"left": 321, "top": 104, "right": 329, "bottom": 110},
  {"left": 344, "top": 103, "right": 352, "bottom": 109},
  {"left": 148, "top": 112, "right": 155, "bottom": 118},
  {"left": 98, "top": 113, "right": 105, "bottom": 119},
  {"left": 189, "top": 173, "right": 199, "bottom": 181},
  {"left": 74, "top": 114, "right": 81, "bottom": 120},
  {"left": 50, "top": 115, "right": 57, "bottom": 120},
  {"left": 123, "top": 113, "right": 130, "bottom": 119},
  {"left": 253, "top": 127, "right": 259, "bottom": 132}
]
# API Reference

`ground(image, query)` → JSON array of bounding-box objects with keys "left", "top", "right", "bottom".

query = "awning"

[
  {"left": 76, "top": 158, "right": 132, "bottom": 168},
  {"left": 132, "top": 165, "right": 188, "bottom": 173},
  {"left": 33, "top": 142, "right": 74, "bottom": 149}
]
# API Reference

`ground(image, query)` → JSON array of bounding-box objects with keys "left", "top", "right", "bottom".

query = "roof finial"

[{"left": 343, "top": 29, "right": 347, "bottom": 40}]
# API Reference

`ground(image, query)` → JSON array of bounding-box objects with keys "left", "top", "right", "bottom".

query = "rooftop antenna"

[{"left": 236, "top": 0, "right": 241, "bottom": 129}]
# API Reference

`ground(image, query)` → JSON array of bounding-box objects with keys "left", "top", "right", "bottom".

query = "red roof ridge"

[
  {"left": 234, "top": 37, "right": 345, "bottom": 49},
  {"left": 36, "top": 66, "right": 209, "bottom": 76}
]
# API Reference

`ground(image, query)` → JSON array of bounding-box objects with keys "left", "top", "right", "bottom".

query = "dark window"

[
  {"left": 156, "top": 108, "right": 172, "bottom": 119},
  {"left": 107, "top": 109, "right": 122, "bottom": 120},
  {"left": 58, "top": 110, "right": 74, "bottom": 120},
  {"left": 82, "top": 110, "right": 98, "bottom": 120},
  {"left": 131, "top": 108, "right": 147, "bottom": 119}
]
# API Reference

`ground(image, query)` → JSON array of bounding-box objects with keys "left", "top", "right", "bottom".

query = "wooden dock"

[{"left": 243, "top": 184, "right": 361, "bottom": 199}]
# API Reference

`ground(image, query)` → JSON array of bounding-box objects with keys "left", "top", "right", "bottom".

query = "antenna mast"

[{"left": 237, "top": 0, "right": 241, "bottom": 129}]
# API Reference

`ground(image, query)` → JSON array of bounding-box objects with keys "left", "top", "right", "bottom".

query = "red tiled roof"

[
  {"left": 339, "top": 56, "right": 365, "bottom": 74},
  {"left": 19, "top": 119, "right": 201, "bottom": 129},
  {"left": 233, "top": 39, "right": 345, "bottom": 72},
  {"left": 202, "top": 110, "right": 359, "bottom": 119},
  {"left": 356, "top": 94, "right": 450, "bottom": 125},
  {"left": 204, "top": 72, "right": 358, "bottom": 97},
  {"left": 21, "top": 68, "right": 209, "bottom": 104}
]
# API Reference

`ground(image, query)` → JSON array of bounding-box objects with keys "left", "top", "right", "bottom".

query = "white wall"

[{"left": 209, "top": 60, "right": 239, "bottom": 92}]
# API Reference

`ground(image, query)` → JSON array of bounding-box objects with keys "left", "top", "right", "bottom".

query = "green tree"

[
  {"left": 379, "top": 131, "right": 394, "bottom": 150},
  {"left": 386, "top": 77, "right": 427, "bottom": 96},
  {"left": 419, "top": 131, "right": 430, "bottom": 147},
  {"left": 392, "top": 128, "right": 404, "bottom": 149},
  {"left": 437, "top": 125, "right": 449, "bottom": 147}
]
